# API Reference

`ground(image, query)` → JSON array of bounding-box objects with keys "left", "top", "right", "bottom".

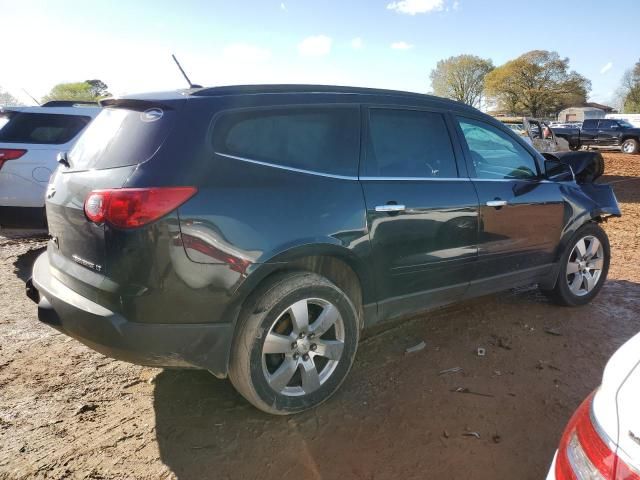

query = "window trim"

[
  {"left": 209, "top": 103, "right": 361, "bottom": 178},
  {"left": 453, "top": 114, "right": 543, "bottom": 181},
  {"left": 360, "top": 105, "right": 464, "bottom": 180}
]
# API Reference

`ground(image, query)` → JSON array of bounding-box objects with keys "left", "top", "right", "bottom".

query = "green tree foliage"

[
  {"left": 484, "top": 50, "right": 590, "bottom": 117},
  {"left": 42, "top": 80, "right": 111, "bottom": 103},
  {"left": 0, "top": 86, "right": 21, "bottom": 107},
  {"left": 619, "top": 60, "right": 640, "bottom": 113},
  {"left": 430, "top": 54, "right": 494, "bottom": 107}
]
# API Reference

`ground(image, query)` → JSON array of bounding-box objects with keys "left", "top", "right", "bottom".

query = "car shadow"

[
  {"left": 12, "top": 245, "right": 47, "bottom": 283},
  {"left": 152, "top": 279, "right": 640, "bottom": 480}
]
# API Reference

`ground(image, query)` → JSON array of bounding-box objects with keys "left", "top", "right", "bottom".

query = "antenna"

[
  {"left": 22, "top": 88, "right": 41, "bottom": 106},
  {"left": 172, "top": 54, "right": 202, "bottom": 89}
]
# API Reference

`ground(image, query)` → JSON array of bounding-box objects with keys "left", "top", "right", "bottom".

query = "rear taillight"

[
  {"left": 0, "top": 148, "right": 27, "bottom": 170},
  {"left": 556, "top": 392, "right": 640, "bottom": 480},
  {"left": 84, "top": 187, "right": 197, "bottom": 229}
]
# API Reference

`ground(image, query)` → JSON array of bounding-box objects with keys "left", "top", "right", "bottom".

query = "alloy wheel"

[
  {"left": 261, "top": 298, "right": 345, "bottom": 396},
  {"left": 566, "top": 235, "right": 604, "bottom": 297}
]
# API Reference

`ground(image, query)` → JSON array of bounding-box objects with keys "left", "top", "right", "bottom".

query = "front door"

[
  {"left": 454, "top": 116, "right": 566, "bottom": 294},
  {"left": 360, "top": 107, "right": 479, "bottom": 321}
]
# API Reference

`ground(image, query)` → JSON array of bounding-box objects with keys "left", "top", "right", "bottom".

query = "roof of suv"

[
  {"left": 0, "top": 104, "right": 101, "bottom": 117},
  {"left": 105, "top": 84, "right": 479, "bottom": 113}
]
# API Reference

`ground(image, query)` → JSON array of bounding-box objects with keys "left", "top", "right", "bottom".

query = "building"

[
  {"left": 557, "top": 107, "right": 605, "bottom": 123},
  {"left": 557, "top": 103, "right": 616, "bottom": 123}
]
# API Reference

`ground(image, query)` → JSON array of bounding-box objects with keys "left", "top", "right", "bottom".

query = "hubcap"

[
  {"left": 566, "top": 235, "right": 604, "bottom": 297},
  {"left": 623, "top": 141, "right": 634, "bottom": 153},
  {"left": 261, "top": 298, "right": 345, "bottom": 397}
]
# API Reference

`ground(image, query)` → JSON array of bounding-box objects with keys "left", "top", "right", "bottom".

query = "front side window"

[
  {"left": 364, "top": 109, "right": 458, "bottom": 178},
  {"left": 212, "top": 106, "right": 360, "bottom": 177},
  {"left": 0, "top": 112, "right": 90, "bottom": 144},
  {"left": 457, "top": 117, "right": 539, "bottom": 180},
  {"left": 597, "top": 120, "right": 614, "bottom": 129}
]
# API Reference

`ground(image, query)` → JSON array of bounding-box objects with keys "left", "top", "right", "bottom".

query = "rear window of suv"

[
  {"left": 68, "top": 105, "right": 177, "bottom": 171},
  {"left": 0, "top": 112, "right": 90, "bottom": 144},
  {"left": 212, "top": 106, "right": 360, "bottom": 177}
]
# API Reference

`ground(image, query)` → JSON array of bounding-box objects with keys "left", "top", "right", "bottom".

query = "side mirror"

[{"left": 544, "top": 158, "right": 574, "bottom": 182}]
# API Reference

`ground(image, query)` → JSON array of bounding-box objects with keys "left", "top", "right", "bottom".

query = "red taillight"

[
  {"left": 84, "top": 187, "right": 197, "bottom": 229},
  {"left": 0, "top": 148, "right": 27, "bottom": 170},
  {"left": 556, "top": 391, "right": 640, "bottom": 479}
]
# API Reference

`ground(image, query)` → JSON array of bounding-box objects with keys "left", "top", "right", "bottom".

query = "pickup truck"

[{"left": 551, "top": 118, "right": 640, "bottom": 154}]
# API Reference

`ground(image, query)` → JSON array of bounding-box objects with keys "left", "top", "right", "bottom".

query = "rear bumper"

[{"left": 28, "top": 252, "right": 234, "bottom": 377}]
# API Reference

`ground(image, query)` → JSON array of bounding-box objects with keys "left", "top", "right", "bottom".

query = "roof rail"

[{"left": 41, "top": 100, "right": 100, "bottom": 107}]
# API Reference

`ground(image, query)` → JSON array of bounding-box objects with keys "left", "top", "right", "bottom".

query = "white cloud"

[
  {"left": 391, "top": 41, "right": 414, "bottom": 50},
  {"left": 298, "top": 35, "right": 332, "bottom": 57},
  {"left": 223, "top": 43, "right": 271, "bottom": 63},
  {"left": 453, "top": 1, "right": 460, "bottom": 10},
  {"left": 600, "top": 62, "right": 613, "bottom": 74},
  {"left": 351, "top": 37, "right": 364, "bottom": 50},
  {"left": 387, "top": 0, "right": 444, "bottom": 15},
  {"left": 280, "top": 2, "right": 287, "bottom": 11}
]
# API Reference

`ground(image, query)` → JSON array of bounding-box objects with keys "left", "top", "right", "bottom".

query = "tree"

[
  {"left": 42, "top": 80, "right": 110, "bottom": 103},
  {"left": 617, "top": 60, "right": 640, "bottom": 113},
  {"left": 0, "top": 86, "right": 21, "bottom": 107},
  {"left": 430, "top": 54, "right": 494, "bottom": 107},
  {"left": 484, "top": 50, "right": 591, "bottom": 117}
]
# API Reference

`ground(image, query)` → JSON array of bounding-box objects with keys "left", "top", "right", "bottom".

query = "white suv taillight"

[
  {"left": 555, "top": 392, "right": 640, "bottom": 479},
  {"left": 0, "top": 148, "right": 27, "bottom": 170}
]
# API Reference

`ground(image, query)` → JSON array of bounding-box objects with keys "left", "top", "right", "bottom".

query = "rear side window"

[
  {"left": 68, "top": 106, "right": 176, "bottom": 171},
  {"left": 0, "top": 112, "right": 90, "bottom": 144},
  {"left": 212, "top": 106, "right": 360, "bottom": 176},
  {"left": 364, "top": 108, "right": 458, "bottom": 178}
]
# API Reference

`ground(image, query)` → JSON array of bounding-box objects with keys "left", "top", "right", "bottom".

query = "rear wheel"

[
  {"left": 622, "top": 138, "right": 639, "bottom": 154},
  {"left": 543, "top": 223, "right": 610, "bottom": 306},
  {"left": 229, "top": 272, "right": 359, "bottom": 415}
]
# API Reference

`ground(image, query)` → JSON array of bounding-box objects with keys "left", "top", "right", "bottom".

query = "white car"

[
  {"left": 547, "top": 331, "right": 640, "bottom": 479},
  {"left": 0, "top": 101, "right": 100, "bottom": 227}
]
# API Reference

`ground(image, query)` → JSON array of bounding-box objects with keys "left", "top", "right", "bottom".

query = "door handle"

[
  {"left": 486, "top": 199, "right": 508, "bottom": 208},
  {"left": 375, "top": 204, "right": 406, "bottom": 213}
]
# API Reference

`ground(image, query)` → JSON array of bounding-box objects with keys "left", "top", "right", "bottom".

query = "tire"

[
  {"left": 543, "top": 223, "right": 610, "bottom": 306},
  {"left": 622, "top": 138, "right": 640, "bottom": 155},
  {"left": 229, "top": 272, "right": 359, "bottom": 415}
]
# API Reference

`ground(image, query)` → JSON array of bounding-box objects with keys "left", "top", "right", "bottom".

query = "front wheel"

[
  {"left": 543, "top": 223, "right": 610, "bottom": 306},
  {"left": 229, "top": 272, "right": 359, "bottom": 415},
  {"left": 622, "top": 138, "right": 639, "bottom": 154}
]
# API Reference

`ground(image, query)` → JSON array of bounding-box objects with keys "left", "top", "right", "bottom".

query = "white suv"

[{"left": 0, "top": 101, "right": 100, "bottom": 227}]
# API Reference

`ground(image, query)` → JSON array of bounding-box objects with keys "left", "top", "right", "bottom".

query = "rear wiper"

[{"left": 57, "top": 152, "right": 70, "bottom": 168}]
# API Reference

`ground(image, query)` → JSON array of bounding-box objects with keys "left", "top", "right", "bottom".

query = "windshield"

[
  {"left": 0, "top": 112, "right": 90, "bottom": 144},
  {"left": 618, "top": 120, "right": 634, "bottom": 128}
]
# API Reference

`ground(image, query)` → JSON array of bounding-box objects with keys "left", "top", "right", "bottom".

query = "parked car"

[
  {"left": 27, "top": 85, "right": 620, "bottom": 415},
  {"left": 546, "top": 331, "right": 640, "bottom": 479},
  {"left": 497, "top": 117, "right": 569, "bottom": 153},
  {"left": 0, "top": 101, "right": 101, "bottom": 227},
  {"left": 551, "top": 118, "right": 640, "bottom": 154}
]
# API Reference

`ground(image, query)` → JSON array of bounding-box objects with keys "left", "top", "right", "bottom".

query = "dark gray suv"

[{"left": 28, "top": 85, "right": 620, "bottom": 414}]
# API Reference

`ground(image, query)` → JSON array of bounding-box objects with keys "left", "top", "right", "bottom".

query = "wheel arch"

[{"left": 216, "top": 244, "right": 377, "bottom": 377}]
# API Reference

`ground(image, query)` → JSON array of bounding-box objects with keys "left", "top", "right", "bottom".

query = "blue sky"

[{"left": 2, "top": 0, "right": 639, "bottom": 106}]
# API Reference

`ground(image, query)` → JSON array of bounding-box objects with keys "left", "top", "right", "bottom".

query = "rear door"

[
  {"left": 359, "top": 106, "right": 479, "bottom": 321},
  {"left": 454, "top": 116, "right": 565, "bottom": 292},
  {"left": 580, "top": 120, "right": 599, "bottom": 145}
]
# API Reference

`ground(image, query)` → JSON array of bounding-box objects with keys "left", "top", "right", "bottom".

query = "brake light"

[
  {"left": 555, "top": 392, "right": 640, "bottom": 479},
  {"left": 84, "top": 187, "right": 197, "bottom": 228},
  {"left": 0, "top": 148, "right": 27, "bottom": 170}
]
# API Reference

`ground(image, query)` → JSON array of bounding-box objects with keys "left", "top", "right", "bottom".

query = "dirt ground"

[{"left": 1, "top": 152, "right": 639, "bottom": 480}]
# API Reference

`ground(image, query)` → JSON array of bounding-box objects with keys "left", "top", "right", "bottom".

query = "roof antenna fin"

[{"left": 172, "top": 54, "right": 202, "bottom": 89}]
